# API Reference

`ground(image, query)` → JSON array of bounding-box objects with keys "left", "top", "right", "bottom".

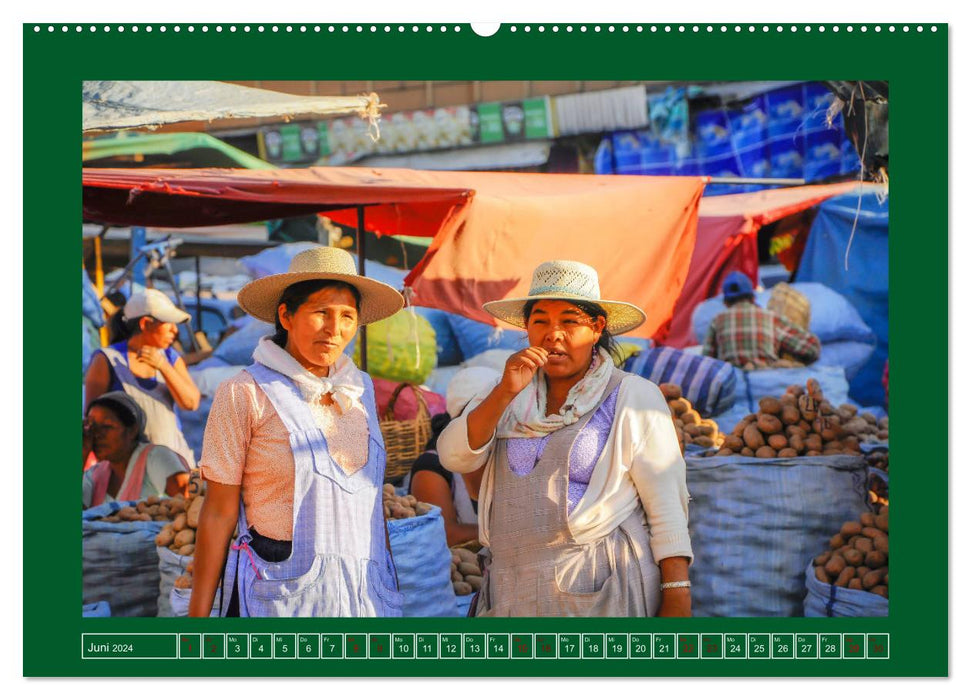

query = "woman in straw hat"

[
  {"left": 438, "top": 260, "right": 693, "bottom": 617},
  {"left": 189, "top": 246, "right": 405, "bottom": 618}
]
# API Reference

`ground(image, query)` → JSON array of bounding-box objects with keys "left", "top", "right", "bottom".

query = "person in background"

[
  {"left": 408, "top": 367, "right": 500, "bottom": 547},
  {"left": 439, "top": 260, "right": 692, "bottom": 617},
  {"left": 703, "top": 271, "right": 821, "bottom": 369},
  {"left": 84, "top": 288, "right": 201, "bottom": 468},
  {"left": 82, "top": 391, "right": 190, "bottom": 508}
]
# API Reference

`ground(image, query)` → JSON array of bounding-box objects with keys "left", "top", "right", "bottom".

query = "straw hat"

[
  {"left": 482, "top": 260, "right": 646, "bottom": 335},
  {"left": 236, "top": 246, "right": 404, "bottom": 326}
]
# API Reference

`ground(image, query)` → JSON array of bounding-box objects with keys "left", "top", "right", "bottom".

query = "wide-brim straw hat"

[
  {"left": 236, "top": 246, "right": 404, "bottom": 326},
  {"left": 482, "top": 260, "right": 646, "bottom": 335}
]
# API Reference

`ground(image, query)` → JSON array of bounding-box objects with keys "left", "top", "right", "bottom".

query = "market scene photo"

[{"left": 80, "top": 79, "right": 890, "bottom": 619}]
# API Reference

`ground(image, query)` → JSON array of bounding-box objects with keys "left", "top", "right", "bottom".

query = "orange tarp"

[{"left": 83, "top": 166, "right": 707, "bottom": 341}]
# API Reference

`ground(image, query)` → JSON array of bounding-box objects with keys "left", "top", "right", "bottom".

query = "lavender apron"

[{"left": 220, "top": 362, "right": 402, "bottom": 617}]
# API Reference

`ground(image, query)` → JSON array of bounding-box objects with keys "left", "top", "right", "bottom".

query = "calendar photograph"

[{"left": 22, "top": 20, "right": 946, "bottom": 678}]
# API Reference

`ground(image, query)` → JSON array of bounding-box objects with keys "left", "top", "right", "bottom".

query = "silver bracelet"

[{"left": 660, "top": 580, "right": 691, "bottom": 590}]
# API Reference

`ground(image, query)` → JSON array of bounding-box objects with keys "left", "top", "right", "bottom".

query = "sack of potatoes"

[
  {"left": 811, "top": 504, "right": 889, "bottom": 598},
  {"left": 660, "top": 383, "right": 725, "bottom": 454},
  {"left": 449, "top": 545, "right": 483, "bottom": 596},
  {"left": 714, "top": 379, "right": 863, "bottom": 459},
  {"left": 382, "top": 483, "right": 433, "bottom": 520}
]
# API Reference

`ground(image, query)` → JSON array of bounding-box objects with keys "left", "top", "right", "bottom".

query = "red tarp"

[
  {"left": 83, "top": 166, "right": 707, "bottom": 340},
  {"left": 662, "top": 181, "right": 868, "bottom": 348}
]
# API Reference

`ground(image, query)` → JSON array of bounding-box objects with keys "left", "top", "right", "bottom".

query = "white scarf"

[
  {"left": 252, "top": 337, "right": 365, "bottom": 414},
  {"left": 496, "top": 347, "right": 614, "bottom": 439}
]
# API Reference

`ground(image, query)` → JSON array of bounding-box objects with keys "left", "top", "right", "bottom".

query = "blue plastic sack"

[
  {"left": 239, "top": 242, "right": 319, "bottom": 279},
  {"left": 691, "top": 282, "right": 876, "bottom": 347},
  {"left": 624, "top": 346, "right": 736, "bottom": 417},
  {"left": 82, "top": 601, "right": 111, "bottom": 617},
  {"left": 412, "top": 307, "right": 464, "bottom": 366},
  {"left": 169, "top": 586, "right": 222, "bottom": 617},
  {"left": 157, "top": 545, "right": 192, "bottom": 617},
  {"left": 803, "top": 561, "right": 888, "bottom": 617},
  {"left": 83, "top": 501, "right": 167, "bottom": 617},
  {"left": 685, "top": 453, "right": 868, "bottom": 617},
  {"left": 213, "top": 319, "right": 274, "bottom": 367},
  {"left": 447, "top": 315, "right": 527, "bottom": 363},
  {"left": 388, "top": 505, "right": 458, "bottom": 617},
  {"left": 177, "top": 394, "right": 212, "bottom": 466},
  {"left": 818, "top": 341, "right": 876, "bottom": 382}
]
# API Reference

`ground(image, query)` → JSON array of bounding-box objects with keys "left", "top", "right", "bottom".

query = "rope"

[{"left": 359, "top": 92, "right": 387, "bottom": 143}]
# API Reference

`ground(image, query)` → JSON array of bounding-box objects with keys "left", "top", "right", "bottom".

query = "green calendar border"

[{"left": 23, "top": 21, "right": 947, "bottom": 677}]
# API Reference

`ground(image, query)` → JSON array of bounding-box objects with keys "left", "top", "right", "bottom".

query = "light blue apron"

[{"left": 220, "top": 362, "right": 402, "bottom": 617}]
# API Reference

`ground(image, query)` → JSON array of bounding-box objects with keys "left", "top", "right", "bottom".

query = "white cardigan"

[{"left": 437, "top": 374, "right": 694, "bottom": 565}]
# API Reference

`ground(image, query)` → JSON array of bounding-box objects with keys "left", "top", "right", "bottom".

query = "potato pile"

[
  {"left": 715, "top": 379, "right": 863, "bottom": 458},
  {"left": 96, "top": 495, "right": 175, "bottom": 523},
  {"left": 449, "top": 546, "right": 483, "bottom": 596},
  {"left": 154, "top": 476, "right": 207, "bottom": 558},
  {"left": 382, "top": 484, "right": 433, "bottom": 520},
  {"left": 660, "top": 383, "right": 724, "bottom": 452},
  {"left": 812, "top": 505, "right": 889, "bottom": 598},
  {"left": 866, "top": 450, "right": 889, "bottom": 507},
  {"left": 837, "top": 407, "right": 890, "bottom": 444}
]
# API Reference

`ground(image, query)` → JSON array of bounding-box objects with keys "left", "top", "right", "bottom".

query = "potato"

[
  {"left": 870, "top": 585, "right": 889, "bottom": 598},
  {"left": 167, "top": 497, "right": 186, "bottom": 515},
  {"left": 187, "top": 496, "right": 205, "bottom": 529},
  {"left": 117, "top": 506, "right": 138, "bottom": 521},
  {"left": 861, "top": 526, "right": 883, "bottom": 540},
  {"left": 856, "top": 566, "right": 869, "bottom": 579},
  {"left": 806, "top": 378, "right": 823, "bottom": 399},
  {"left": 780, "top": 405, "right": 801, "bottom": 426},
  {"left": 136, "top": 501, "right": 150, "bottom": 514},
  {"left": 865, "top": 550, "right": 887, "bottom": 568},
  {"left": 458, "top": 561, "right": 482, "bottom": 577},
  {"left": 757, "top": 414, "right": 784, "bottom": 435},
  {"left": 758, "top": 397, "right": 783, "bottom": 415},
  {"left": 681, "top": 410, "right": 701, "bottom": 426},
  {"left": 753, "top": 446, "right": 776, "bottom": 459},
  {"left": 146, "top": 495, "right": 161, "bottom": 506},
  {"left": 453, "top": 581, "right": 473, "bottom": 596},
  {"left": 776, "top": 448, "right": 798, "bottom": 458},
  {"left": 715, "top": 448, "right": 734, "bottom": 456},
  {"left": 659, "top": 383, "right": 682, "bottom": 400},
  {"left": 147, "top": 505, "right": 160, "bottom": 516},
  {"left": 684, "top": 423, "right": 702, "bottom": 438},
  {"left": 863, "top": 567, "right": 888, "bottom": 590},
  {"left": 854, "top": 537, "right": 873, "bottom": 553},
  {"left": 797, "top": 393, "right": 818, "bottom": 421},
  {"left": 465, "top": 575, "right": 483, "bottom": 592},
  {"left": 805, "top": 434, "right": 823, "bottom": 453},
  {"left": 174, "top": 575, "right": 192, "bottom": 590},
  {"left": 834, "top": 566, "right": 855, "bottom": 587},
  {"left": 819, "top": 400, "right": 836, "bottom": 416},
  {"left": 787, "top": 433, "right": 806, "bottom": 452},
  {"left": 693, "top": 435, "right": 715, "bottom": 448},
  {"left": 873, "top": 535, "right": 889, "bottom": 554},
  {"left": 695, "top": 423, "right": 716, "bottom": 437},
  {"left": 101, "top": 516, "right": 121, "bottom": 523},
  {"left": 767, "top": 434, "right": 789, "bottom": 451},
  {"left": 135, "top": 513, "right": 152, "bottom": 521},
  {"left": 824, "top": 554, "right": 846, "bottom": 577},
  {"left": 174, "top": 529, "right": 196, "bottom": 547},
  {"left": 177, "top": 544, "right": 196, "bottom": 556},
  {"left": 860, "top": 512, "right": 876, "bottom": 527},
  {"left": 829, "top": 534, "right": 845, "bottom": 549},
  {"left": 839, "top": 520, "right": 863, "bottom": 538},
  {"left": 172, "top": 513, "right": 188, "bottom": 532},
  {"left": 383, "top": 504, "right": 391, "bottom": 519},
  {"left": 842, "top": 436, "right": 861, "bottom": 453},
  {"left": 740, "top": 447, "right": 755, "bottom": 457},
  {"left": 451, "top": 569, "right": 464, "bottom": 583},
  {"left": 843, "top": 549, "right": 864, "bottom": 567},
  {"left": 669, "top": 398, "right": 690, "bottom": 416},
  {"left": 862, "top": 412, "right": 878, "bottom": 426},
  {"left": 155, "top": 526, "right": 176, "bottom": 547},
  {"left": 823, "top": 440, "right": 844, "bottom": 452},
  {"left": 153, "top": 515, "right": 169, "bottom": 522},
  {"left": 875, "top": 512, "right": 889, "bottom": 533},
  {"left": 814, "top": 565, "right": 830, "bottom": 583},
  {"left": 743, "top": 424, "right": 765, "bottom": 450},
  {"left": 185, "top": 560, "right": 195, "bottom": 575},
  {"left": 805, "top": 450, "right": 821, "bottom": 457},
  {"left": 723, "top": 435, "right": 744, "bottom": 451},
  {"left": 786, "top": 384, "right": 804, "bottom": 396},
  {"left": 813, "top": 551, "right": 832, "bottom": 566}
]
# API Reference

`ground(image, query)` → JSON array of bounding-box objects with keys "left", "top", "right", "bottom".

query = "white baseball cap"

[{"left": 122, "top": 288, "right": 191, "bottom": 324}]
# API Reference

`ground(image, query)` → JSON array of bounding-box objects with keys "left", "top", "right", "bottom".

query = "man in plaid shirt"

[{"left": 703, "top": 272, "right": 821, "bottom": 368}]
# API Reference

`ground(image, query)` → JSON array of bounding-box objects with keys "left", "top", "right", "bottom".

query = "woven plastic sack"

[
  {"left": 412, "top": 307, "right": 464, "bottom": 366},
  {"left": 213, "top": 319, "right": 274, "bottom": 367},
  {"left": 685, "top": 454, "right": 868, "bottom": 617},
  {"left": 446, "top": 315, "right": 527, "bottom": 362},
  {"left": 157, "top": 545, "right": 193, "bottom": 617},
  {"left": 82, "top": 601, "right": 111, "bottom": 617},
  {"left": 169, "top": 587, "right": 222, "bottom": 617},
  {"left": 803, "top": 561, "right": 888, "bottom": 617},
  {"left": 83, "top": 501, "right": 167, "bottom": 617},
  {"left": 624, "top": 346, "right": 737, "bottom": 417},
  {"left": 388, "top": 505, "right": 458, "bottom": 617},
  {"left": 353, "top": 309, "right": 437, "bottom": 385}
]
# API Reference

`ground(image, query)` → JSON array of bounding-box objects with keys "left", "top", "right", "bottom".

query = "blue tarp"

[{"left": 796, "top": 190, "right": 889, "bottom": 406}]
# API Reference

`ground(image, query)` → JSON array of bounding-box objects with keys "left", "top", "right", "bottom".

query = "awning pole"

[
  {"left": 94, "top": 227, "right": 108, "bottom": 347},
  {"left": 357, "top": 205, "right": 367, "bottom": 373}
]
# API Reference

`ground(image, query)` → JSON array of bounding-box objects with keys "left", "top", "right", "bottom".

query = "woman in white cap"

[
  {"left": 189, "top": 246, "right": 405, "bottom": 618},
  {"left": 84, "top": 288, "right": 201, "bottom": 469},
  {"left": 438, "top": 260, "right": 693, "bottom": 617},
  {"left": 408, "top": 367, "right": 500, "bottom": 547}
]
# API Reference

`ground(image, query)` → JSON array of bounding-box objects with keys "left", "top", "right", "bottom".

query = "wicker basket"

[{"left": 379, "top": 383, "right": 431, "bottom": 481}]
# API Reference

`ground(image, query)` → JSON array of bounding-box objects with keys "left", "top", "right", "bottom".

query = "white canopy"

[{"left": 82, "top": 80, "right": 381, "bottom": 133}]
